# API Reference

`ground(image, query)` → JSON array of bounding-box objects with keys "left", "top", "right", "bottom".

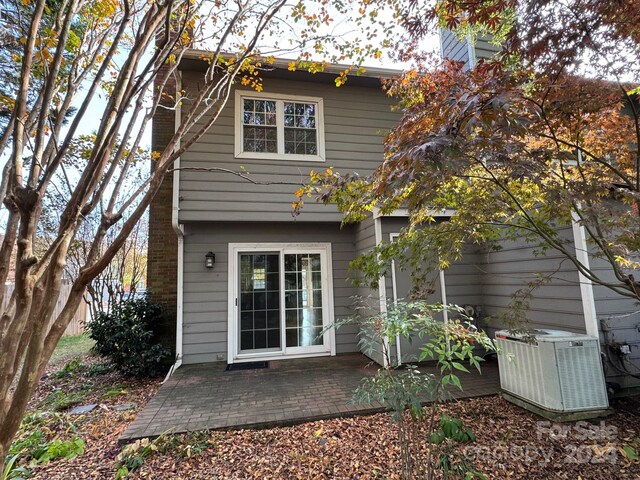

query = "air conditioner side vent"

[{"left": 496, "top": 330, "right": 608, "bottom": 413}]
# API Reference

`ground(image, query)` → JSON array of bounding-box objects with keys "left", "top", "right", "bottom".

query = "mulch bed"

[{"left": 19, "top": 355, "right": 640, "bottom": 479}]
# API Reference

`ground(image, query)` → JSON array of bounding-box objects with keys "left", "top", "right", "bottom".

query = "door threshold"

[
  {"left": 225, "top": 361, "right": 269, "bottom": 371},
  {"left": 232, "top": 351, "right": 332, "bottom": 364}
]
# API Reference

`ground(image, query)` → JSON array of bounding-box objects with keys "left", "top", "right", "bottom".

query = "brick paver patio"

[{"left": 120, "top": 353, "right": 500, "bottom": 442}]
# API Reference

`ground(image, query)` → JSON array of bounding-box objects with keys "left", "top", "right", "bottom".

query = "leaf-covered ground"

[{"left": 13, "top": 349, "right": 640, "bottom": 479}]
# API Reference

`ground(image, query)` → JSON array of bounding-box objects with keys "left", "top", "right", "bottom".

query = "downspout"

[
  {"left": 439, "top": 269, "right": 449, "bottom": 325},
  {"left": 440, "top": 268, "right": 452, "bottom": 355},
  {"left": 389, "top": 233, "right": 402, "bottom": 366},
  {"left": 391, "top": 255, "right": 402, "bottom": 366},
  {"left": 165, "top": 72, "right": 184, "bottom": 380}
]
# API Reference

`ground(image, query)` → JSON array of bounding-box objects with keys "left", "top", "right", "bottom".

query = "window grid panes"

[
  {"left": 239, "top": 254, "right": 281, "bottom": 351},
  {"left": 284, "top": 102, "right": 317, "bottom": 155},
  {"left": 242, "top": 99, "right": 277, "bottom": 153},
  {"left": 284, "top": 253, "right": 323, "bottom": 348},
  {"left": 240, "top": 96, "right": 320, "bottom": 157}
]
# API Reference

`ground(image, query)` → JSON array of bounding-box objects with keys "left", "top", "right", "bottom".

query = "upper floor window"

[{"left": 235, "top": 90, "right": 325, "bottom": 162}]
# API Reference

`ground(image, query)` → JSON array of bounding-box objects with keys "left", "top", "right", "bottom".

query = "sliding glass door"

[
  {"left": 239, "top": 253, "right": 281, "bottom": 352},
  {"left": 232, "top": 244, "right": 333, "bottom": 360},
  {"left": 284, "top": 253, "right": 324, "bottom": 353}
]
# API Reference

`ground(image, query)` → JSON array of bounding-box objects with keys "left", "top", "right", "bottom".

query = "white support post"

[{"left": 571, "top": 210, "right": 599, "bottom": 338}]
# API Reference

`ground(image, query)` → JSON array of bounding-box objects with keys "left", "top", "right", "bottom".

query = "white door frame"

[{"left": 227, "top": 242, "right": 336, "bottom": 363}]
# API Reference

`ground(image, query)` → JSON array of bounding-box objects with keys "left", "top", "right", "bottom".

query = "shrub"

[{"left": 88, "top": 296, "right": 171, "bottom": 377}]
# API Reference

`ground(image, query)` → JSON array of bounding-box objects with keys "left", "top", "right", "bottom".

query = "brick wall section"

[{"left": 147, "top": 67, "right": 178, "bottom": 356}]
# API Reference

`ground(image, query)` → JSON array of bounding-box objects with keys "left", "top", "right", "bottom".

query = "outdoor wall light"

[{"left": 205, "top": 251, "right": 216, "bottom": 269}]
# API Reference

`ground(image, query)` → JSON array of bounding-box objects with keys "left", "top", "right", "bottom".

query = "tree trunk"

[{"left": 0, "top": 273, "right": 85, "bottom": 469}]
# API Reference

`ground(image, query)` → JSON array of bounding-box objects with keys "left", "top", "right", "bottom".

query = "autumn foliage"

[{"left": 298, "top": 1, "right": 640, "bottom": 304}]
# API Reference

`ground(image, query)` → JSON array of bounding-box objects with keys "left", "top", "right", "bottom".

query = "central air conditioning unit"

[{"left": 495, "top": 329, "right": 609, "bottom": 412}]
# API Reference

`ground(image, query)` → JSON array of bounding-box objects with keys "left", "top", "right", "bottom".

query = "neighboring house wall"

[
  {"left": 378, "top": 217, "right": 586, "bottom": 337},
  {"left": 181, "top": 222, "right": 360, "bottom": 365},
  {"left": 178, "top": 73, "right": 397, "bottom": 223},
  {"left": 482, "top": 233, "right": 640, "bottom": 389},
  {"left": 440, "top": 29, "right": 472, "bottom": 67},
  {"left": 438, "top": 29, "right": 586, "bottom": 333},
  {"left": 381, "top": 216, "right": 483, "bottom": 309},
  {"left": 436, "top": 29, "right": 640, "bottom": 390},
  {"left": 440, "top": 30, "right": 500, "bottom": 69}
]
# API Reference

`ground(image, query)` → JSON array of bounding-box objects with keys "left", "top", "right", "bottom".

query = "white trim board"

[
  {"left": 374, "top": 216, "right": 389, "bottom": 367},
  {"left": 234, "top": 89, "right": 326, "bottom": 162},
  {"left": 372, "top": 207, "right": 456, "bottom": 219},
  {"left": 227, "top": 242, "right": 336, "bottom": 363},
  {"left": 571, "top": 211, "right": 599, "bottom": 338}
]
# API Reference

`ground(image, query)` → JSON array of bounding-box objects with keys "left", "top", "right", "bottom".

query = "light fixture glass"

[{"left": 205, "top": 251, "right": 215, "bottom": 268}]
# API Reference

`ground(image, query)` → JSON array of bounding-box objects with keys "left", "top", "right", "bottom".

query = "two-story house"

[
  {"left": 148, "top": 39, "right": 639, "bottom": 392},
  {"left": 148, "top": 51, "right": 411, "bottom": 368}
]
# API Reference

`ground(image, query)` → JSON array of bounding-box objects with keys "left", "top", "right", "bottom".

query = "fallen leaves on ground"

[{"left": 16, "top": 354, "right": 640, "bottom": 480}]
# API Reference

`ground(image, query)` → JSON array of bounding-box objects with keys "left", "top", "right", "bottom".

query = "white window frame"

[
  {"left": 227, "top": 242, "right": 336, "bottom": 363},
  {"left": 234, "top": 90, "right": 326, "bottom": 162}
]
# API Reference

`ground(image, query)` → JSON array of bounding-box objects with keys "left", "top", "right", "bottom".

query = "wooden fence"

[{"left": 2, "top": 282, "right": 87, "bottom": 337}]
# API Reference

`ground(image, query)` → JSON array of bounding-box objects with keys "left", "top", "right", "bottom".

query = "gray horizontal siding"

[
  {"left": 181, "top": 222, "right": 360, "bottom": 364},
  {"left": 382, "top": 216, "right": 441, "bottom": 363},
  {"left": 600, "top": 312, "right": 640, "bottom": 389},
  {"left": 380, "top": 217, "right": 485, "bottom": 362},
  {"left": 481, "top": 230, "right": 586, "bottom": 334},
  {"left": 444, "top": 246, "right": 484, "bottom": 309},
  {"left": 380, "top": 217, "right": 484, "bottom": 308},
  {"left": 473, "top": 35, "right": 501, "bottom": 60},
  {"left": 589, "top": 254, "right": 640, "bottom": 316},
  {"left": 354, "top": 215, "right": 378, "bottom": 301},
  {"left": 178, "top": 73, "right": 399, "bottom": 223},
  {"left": 352, "top": 215, "right": 383, "bottom": 364}
]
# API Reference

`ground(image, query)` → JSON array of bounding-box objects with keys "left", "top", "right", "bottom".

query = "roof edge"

[{"left": 181, "top": 49, "right": 402, "bottom": 80}]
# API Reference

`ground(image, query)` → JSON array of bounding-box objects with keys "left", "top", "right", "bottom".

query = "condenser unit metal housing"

[{"left": 495, "top": 329, "right": 609, "bottom": 412}]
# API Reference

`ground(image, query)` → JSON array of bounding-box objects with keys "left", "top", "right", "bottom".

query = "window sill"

[{"left": 234, "top": 151, "right": 326, "bottom": 162}]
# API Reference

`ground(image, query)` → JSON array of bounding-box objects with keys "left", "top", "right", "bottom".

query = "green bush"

[{"left": 88, "top": 297, "right": 171, "bottom": 377}]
